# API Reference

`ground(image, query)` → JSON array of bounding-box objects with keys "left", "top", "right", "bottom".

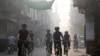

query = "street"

[{"left": 0, "top": 44, "right": 87, "bottom": 56}]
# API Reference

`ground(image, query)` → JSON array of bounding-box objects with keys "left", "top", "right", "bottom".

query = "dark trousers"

[
  {"left": 49, "top": 42, "right": 52, "bottom": 53},
  {"left": 64, "top": 43, "right": 68, "bottom": 53},
  {"left": 28, "top": 42, "right": 34, "bottom": 51},
  {"left": 64, "top": 42, "right": 70, "bottom": 49},
  {"left": 18, "top": 40, "right": 29, "bottom": 56},
  {"left": 54, "top": 41, "right": 62, "bottom": 54},
  {"left": 46, "top": 41, "right": 52, "bottom": 53}
]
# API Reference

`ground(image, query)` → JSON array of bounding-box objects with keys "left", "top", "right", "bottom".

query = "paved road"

[
  {"left": 0, "top": 42, "right": 88, "bottom": 56},
  {"left": 0, "top": 46, "right": 87, "bottom": 56}
]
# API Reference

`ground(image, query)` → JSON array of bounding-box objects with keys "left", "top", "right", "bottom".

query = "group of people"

[
  {"left": 17, "top": 24, "right": 34, "bottom": 56},
  {"left": 45, "top": 27, "right": 71, "bottom": 55},
  {"left": 8, "top": 24, "right": 79, "bottom": 56},
  {"left": 8, "top": 24, "right": 34, "bottom": 55}
]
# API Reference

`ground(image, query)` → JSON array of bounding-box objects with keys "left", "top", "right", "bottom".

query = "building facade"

[
  {"left": 0, "top": 0, "right": 54, "bottom": 51},
  {"left": 0, "top": 0, "right": 34, "bottom": 52},
  {"left": 73, "top": 0, "right": 100, "bottom": 55}
]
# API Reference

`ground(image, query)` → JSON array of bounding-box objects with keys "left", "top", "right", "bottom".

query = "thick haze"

[
  {"left": 50, "top": 0, "right": 85, "bottom": 37},
  {"left": 27, "top": 0, "right": 85, "bottom": 38},
  {"left": 51, "top": 0, "right": 71, "bottom": 33},
  {"left": 0, "top": 0, "right": 86, "bottom": 52}
]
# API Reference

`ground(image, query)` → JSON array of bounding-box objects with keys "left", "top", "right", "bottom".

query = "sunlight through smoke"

[{"left": 52, "top": 0, "right": 71, "bottom": 33}]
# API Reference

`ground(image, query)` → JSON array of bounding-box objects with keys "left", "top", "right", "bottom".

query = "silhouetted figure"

[
  {"left": 53, "top": 27, "right": 63, "bottom": 56},
  {"left": 45, "top": 30, "right": 52, "bottom": 54},
  {"left": 8, "top": 33, "right": 16, "bottom": 54},
  {"left": 73, "top": 34, "right": 78, "bottom": 51},
  {"left": 17, "top": 24, "right": 30, "bottom": 56},
  {"left": 63, "top": 31, "right": 70, "bottom": 54},
  {"left": 29, "top": 30, "right": 34, "bottom": 50}
]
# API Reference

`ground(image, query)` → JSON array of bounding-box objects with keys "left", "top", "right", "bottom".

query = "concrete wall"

[
  {"left": 85, "top": 14, "right": 95, "bottom": 41},
  {"left": 0, "top": 19, "right": 18, "bottom": 52}
]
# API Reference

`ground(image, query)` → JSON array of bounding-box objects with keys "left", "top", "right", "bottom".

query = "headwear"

[
  {"left": 55, "top": 27, "right": 59, "bottom": 30},
  {"left": 65, "top": 31, "right": 68, "bottom": 33},
  {"left": 22, "top": 24, "right": 27, "bottom": 27}
]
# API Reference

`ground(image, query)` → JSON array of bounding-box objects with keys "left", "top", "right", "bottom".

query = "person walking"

[
  {"left": 29, "top": 30, "right": 34, "bottom": 50},
  {"left": 73, "top": 34, "right": 78, "bottom": 51}
]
